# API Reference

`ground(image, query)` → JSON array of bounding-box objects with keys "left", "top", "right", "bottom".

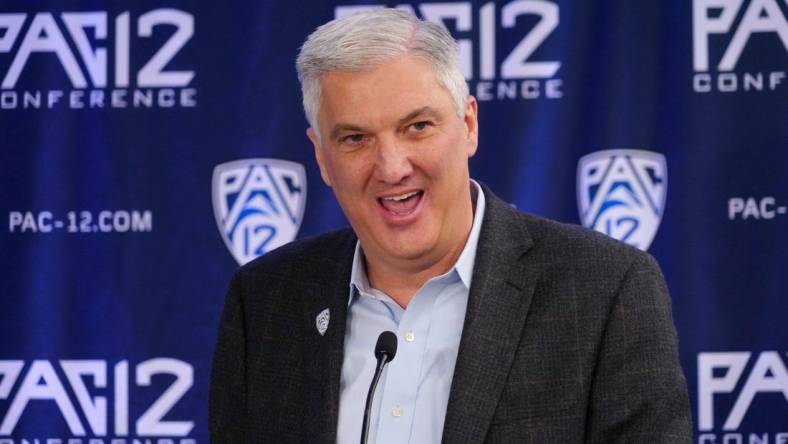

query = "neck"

[{"left": 365, "top": 242, "right": 464, "bottom": 308}]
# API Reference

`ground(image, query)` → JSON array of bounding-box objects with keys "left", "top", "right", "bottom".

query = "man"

[{"left": 210, "top": 9, "right": 691, "bottom": 443}]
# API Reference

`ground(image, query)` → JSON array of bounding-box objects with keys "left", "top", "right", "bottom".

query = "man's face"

[{"left": 307, "top": 55, "right": 478, "bottom": 272}]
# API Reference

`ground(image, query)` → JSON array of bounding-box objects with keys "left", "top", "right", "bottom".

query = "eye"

[
  {"left": 340, "top": 133, "right": 366, "bottom": 144},
  {"left": 410, "top": 121, "right": 432, "bottom": 132}
]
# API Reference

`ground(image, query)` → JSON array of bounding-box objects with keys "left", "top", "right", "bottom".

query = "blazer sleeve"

[
  {"left": 209, "top": 271, "right": 248, "bottom": 443},
  {"left": 585, "top": 253, "right": 692, "bottom": 443}
]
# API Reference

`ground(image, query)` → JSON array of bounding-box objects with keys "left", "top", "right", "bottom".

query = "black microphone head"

[{"left": 374, "top": 331, "right": 398, "bottom": 362}]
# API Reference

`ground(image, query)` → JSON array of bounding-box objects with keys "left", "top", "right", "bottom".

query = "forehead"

[{"left": 317, "top": 55, "right": 453, "bottom": 126}]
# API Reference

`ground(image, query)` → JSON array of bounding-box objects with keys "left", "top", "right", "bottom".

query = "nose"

[{"left": 373, "top": 135, "right": 413, "bottom": 185}]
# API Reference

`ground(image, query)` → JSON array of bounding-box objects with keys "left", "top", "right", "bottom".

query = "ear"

[
  {"left": 463, "top": 96, "right": 479, "bottom": 158},
  {"left": 307, "top": 127, "right": 332, "bottom": 187}
]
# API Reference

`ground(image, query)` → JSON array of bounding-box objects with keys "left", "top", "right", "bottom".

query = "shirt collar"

[{"left": 349, "top": 179, "right": 486, "bottom": 306}]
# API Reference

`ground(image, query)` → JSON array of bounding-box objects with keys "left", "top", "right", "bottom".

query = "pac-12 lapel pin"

[{"left": 316, "top": 308, "right": 330, "bottom": 336}]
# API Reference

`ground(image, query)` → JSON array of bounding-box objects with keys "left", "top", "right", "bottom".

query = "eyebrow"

[
  {"left": 398, "top": 106, "right": 440, "bottom": 126},
  {"left": 328, "top": 106, "right": 442, "bottom": 141},
  {"left": 330, "top": 124, "right": 367, "bottom": 141}
]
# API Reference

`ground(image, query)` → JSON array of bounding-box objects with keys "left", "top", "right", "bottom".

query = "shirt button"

[
  {"left": 391, "top": 406, "right": 403, "bottom": 417},
  {"left": 405, "top": 332, "right": 415, "bottom": 342}
]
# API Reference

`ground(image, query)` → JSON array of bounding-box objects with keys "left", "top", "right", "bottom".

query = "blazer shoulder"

[
  {"left": 518, "top": 211, "right": 659, "bottom": 273},
  {"left": 480, "top": 183, "right": 653, "bottom": 271}
]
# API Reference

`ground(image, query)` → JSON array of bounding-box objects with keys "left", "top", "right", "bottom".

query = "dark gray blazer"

[{"left": 209, "top": 185, "right": 692, "bottom": 443}]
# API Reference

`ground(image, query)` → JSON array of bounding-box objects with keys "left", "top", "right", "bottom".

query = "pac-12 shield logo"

[
  {"left": 577, "top": 149, "right": 667, "bottom": 251},
  {"left": 212, "top": 159, "right": 307, "bottom": 265}
]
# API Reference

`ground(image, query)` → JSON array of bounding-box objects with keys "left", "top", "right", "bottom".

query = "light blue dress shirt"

[{"left": 336, "top": 180, "right": 486, "bottom": 444}]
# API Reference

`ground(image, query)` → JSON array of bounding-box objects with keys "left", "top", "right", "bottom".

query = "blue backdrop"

[{"left": 1, "top": 1, "right": 786, "bottom": 442}]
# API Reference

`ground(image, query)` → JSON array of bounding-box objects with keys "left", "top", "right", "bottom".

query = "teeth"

[{"left": 382, "top": 191, "right": 419, "bottom": 201}]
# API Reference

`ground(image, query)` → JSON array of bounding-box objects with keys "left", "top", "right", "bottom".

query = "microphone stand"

[
  {"left": 360, "top": 331, "right": 397, "bottom": 444},
  {"left": 360, "top": 352, "right": 390, "bottom": 444}
]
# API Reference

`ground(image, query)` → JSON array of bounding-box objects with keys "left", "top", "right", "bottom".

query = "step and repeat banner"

[{"left": 1, "top": 0, "right": 786, "bottom": 442}]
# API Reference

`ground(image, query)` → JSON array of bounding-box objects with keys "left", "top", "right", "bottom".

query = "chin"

[{"left": 383, "top": 235, "right": 436, "bottom": 261}]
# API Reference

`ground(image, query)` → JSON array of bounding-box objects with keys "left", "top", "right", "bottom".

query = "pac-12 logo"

[
  {"left": 0, "top": 358, "right": 194, "bottom": 440},
  {"left": 692, "top": 0, "right": 787, "bottom": 93},
  {"left": 0, "top": 9, "right": 196, "bottom": 110},
  {"left": 577, "top": 149, "right": 667, "bottom": 251},
  {"left": 212, "top": 159, "right": 307, "bottom": 265},
  {"left": 698, "top": 351, "right": 788, "bottom": 442},
  {"left": 336, "top": 1, "right": 564, "bottom": 101}
]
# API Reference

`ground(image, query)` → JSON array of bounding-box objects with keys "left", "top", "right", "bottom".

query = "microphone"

[{"left": 360, "top": 331, "right": 398, "bottom": 444}]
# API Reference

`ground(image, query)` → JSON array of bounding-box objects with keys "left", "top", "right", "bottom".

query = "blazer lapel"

[
  {"left": 302, "top": 232, "right": 356, "bottom": 444},
  {"left": 442, "top": 187, "right": 539, "bottom": 443}
]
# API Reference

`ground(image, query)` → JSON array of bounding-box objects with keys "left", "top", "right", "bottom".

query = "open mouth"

[{"left": 378, "top": 190, "right": 423, "bottom": 216}]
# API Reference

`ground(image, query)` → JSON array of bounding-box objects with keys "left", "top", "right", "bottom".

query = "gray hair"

[{"left": 296, "top": 9, "right": 469, "bottom": 135}]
